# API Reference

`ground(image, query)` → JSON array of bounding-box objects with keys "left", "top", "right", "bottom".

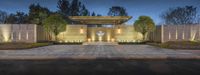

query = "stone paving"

[{"left": 0, "top": 45, "right": 199, "bottom": 60}]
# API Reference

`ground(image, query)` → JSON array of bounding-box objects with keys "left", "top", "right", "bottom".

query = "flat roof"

[{"left": 68, "top": 16, "right": 132, "bottom": 25}]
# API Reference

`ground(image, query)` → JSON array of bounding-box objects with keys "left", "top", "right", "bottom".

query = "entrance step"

[{"left": 83, "top": 42, "right": 118, "bottom": 45}]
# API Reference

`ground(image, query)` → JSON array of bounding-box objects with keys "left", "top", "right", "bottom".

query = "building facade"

[{"left": 0, "top": 16, "right": 199, "bottom": 43}]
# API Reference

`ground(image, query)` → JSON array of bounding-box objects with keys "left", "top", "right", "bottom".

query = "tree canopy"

[
  {"left": 161, "top": 6, "right": 198, "bottom": 25},
  {"left": 0, "top": 10, "right": 7, "bottom": 24},
  {"left": 43, "top": 14, "right": 67, "bottom": 41},
  {"left": 108, "top": 6, "right": 128, "bottom": 16},
  {"left": 134, "top": 16, "right": 155, "bottom": 40}
]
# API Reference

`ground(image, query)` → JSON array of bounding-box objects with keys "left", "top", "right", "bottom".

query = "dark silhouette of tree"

[
  {"left": 91, "top": 12, "right": 96, "bottom": 16},
  {"left": 28, "top": 3, "right": 51, "bottom": 25},
  {"left": 79, "top": 5, "right": 90, "bottom": 16},
  {"left": 0, "top": 10, "right": 7, "bottom": 24},
  {"left": 108, "top": 6, "right": 128, "bottom": 16},
  {"left": 161, "top": 6, "right": 198, "bottom": 25},
  {"left": 5, "top": 12, "right": 29, "bottom": 24},
  {"left": 57, "top": 0, "right": 70, "bottom": 16},
  {"left": 134, "top": 16, "right": 155, "bottom": 40},
  {"left": 70, "top": 0, "right": 80, "bottom": 16}
]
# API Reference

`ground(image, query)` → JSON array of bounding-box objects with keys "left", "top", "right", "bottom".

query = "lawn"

[
  {"left": 0, "top": 43, "right": 51, "bottom": 50},
  {"left": 149, "top": 41, "right": 200, "bottom": 50}
]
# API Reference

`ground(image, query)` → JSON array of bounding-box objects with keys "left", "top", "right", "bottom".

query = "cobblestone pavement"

[{"left": 0, "top": 45, "right": 199, "bottom": 59}]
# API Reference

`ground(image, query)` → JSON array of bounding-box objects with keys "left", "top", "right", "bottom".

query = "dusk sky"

[{"left": 0, "top": 0, "right": 199, "bottom": 25}]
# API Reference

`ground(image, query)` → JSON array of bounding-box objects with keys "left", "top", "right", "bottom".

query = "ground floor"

[{"left": 0, "top": 45, "right": 199, "bottom": 60}]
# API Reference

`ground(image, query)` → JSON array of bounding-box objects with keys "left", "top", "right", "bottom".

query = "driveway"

[{"left": 0, "top": 45, "right": 199, "bottom": 60}]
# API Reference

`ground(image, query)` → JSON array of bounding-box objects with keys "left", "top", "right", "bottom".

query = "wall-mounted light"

[
  {"left": 117, "top": 27, "right": 121, "bottom": 34},
  {"left": 80, "top": 27, "right": 84, "bottom": 34}
]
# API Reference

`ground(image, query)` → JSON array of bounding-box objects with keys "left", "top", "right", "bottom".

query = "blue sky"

[{"left": 0, "top": 0, "right": 199, "bottom": 25}]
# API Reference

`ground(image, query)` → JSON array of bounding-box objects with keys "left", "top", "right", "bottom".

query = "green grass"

[
  {"left": 150, "top": 41, "right": 200, "bottom": 50},
  {"left": 0, "top": 43, "right": 51, "bottom": 50}
]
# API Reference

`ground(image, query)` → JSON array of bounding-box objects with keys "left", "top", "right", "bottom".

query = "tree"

[
  {"left": 108, "top": 6, "right": 128, "bottom": 16},
  {"left": 161, "top": 6, "right": 198, "bottom": 25},
  {"left": 43, "top": 14, "right": 67, "bottom": 41},
  {"left": 0, "top": 10, "right": 7, "bottom": 24},
  {"left": 91, "top": 12, "right": 96, "bottom": 16},
  {"left": 79, "top": 5, "right": 90, "bottom": 16},
  {"left": 70, "top": 0, "right": 80, "bottom": 16},
  {"left": 57, "top": 0, "right": 70, "bottom": 16},
  {"left": 134, "top": 16, "right": 155, "bottom": 40},
  {"left": 5, "top": 12, "right": 29, "bottom": 24},
  {"left": 28, "top": 3, "right": 50, "bottom": 25}
]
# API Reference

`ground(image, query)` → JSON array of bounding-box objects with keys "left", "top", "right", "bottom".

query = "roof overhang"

[{"left": 68, "top": 16, "right": 132, "bottom": 25}]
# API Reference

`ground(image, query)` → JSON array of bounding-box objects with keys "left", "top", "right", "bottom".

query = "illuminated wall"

[
  {"left": 57, "top": 25, "right": 87, "bottom": 42},
  {"left": 0, "top": 24, "right": 37, "bottom": 43}
]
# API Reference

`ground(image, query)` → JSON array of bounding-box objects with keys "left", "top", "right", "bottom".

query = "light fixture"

[
  {"left": 80, "top": 27, "right": 84, "bottom": 34},
  {"left": 117, "top": 27, "right": 121, "bottom": 34}
]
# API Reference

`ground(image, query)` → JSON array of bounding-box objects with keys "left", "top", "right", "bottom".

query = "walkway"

[{"left": 0, "top": 45, "right": 199, "bottom": 60}]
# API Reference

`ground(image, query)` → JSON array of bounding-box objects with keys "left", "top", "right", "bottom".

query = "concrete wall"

[
  {"left": 115, "top": 25, "right": 143, "bottom": 42},
  {"left": 149, "top": 24, "right": 200, "bottom": 43},
  {"left": 0, "top": 24, "right": 37, "bottom": 43},
  {"left": 57, "top": 25, "right": 87, "bottom": 42}
]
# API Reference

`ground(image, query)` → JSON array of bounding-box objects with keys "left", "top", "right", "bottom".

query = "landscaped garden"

[
  {"left": 0, "top": 43, "right": 51, "bottom": 50},
  {"left": 149, "top": 41, "right": 200, "bottom": 50}
]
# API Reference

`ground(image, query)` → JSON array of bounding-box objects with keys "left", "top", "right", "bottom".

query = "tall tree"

[
  {"left": 108, "top": 6, "right": 128, "bottom": 16},
  {"left": 91, "top": 12, "right": 96, "bottom": 16},
  {"left": 0, "top": 10, "right": 7, "bottom": 24},
  {"left": 134, "top": 16, "right": 155, "bottom": 40},
  {"left": 28, "top": 3, "right": 50, "bottom": 25},
  {"left": 43, "top": 14, "right": 67, "bottom": 41},
  {"left": 57, "top": 0, "right": 70, "bottom": 16},
  {"left": 5, "top": 12, "right": 28, "bottom": 24},
  {"left": 79, "top": 5, "right": 90, "bottom": 16},
  {"left": 161, "top": 6, "right": 198, "bottom": 25},
  {"left": 70, "top": 0, "right": 80, "bottom": 16}
]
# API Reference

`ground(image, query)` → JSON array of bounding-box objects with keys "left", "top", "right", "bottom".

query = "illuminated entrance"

[{"left": 68, "top": 16, "right": 132, "bottom": 42}]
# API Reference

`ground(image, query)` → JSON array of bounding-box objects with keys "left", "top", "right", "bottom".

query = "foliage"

[
  {"left": 57, "top": 0, "right": 70, "bottom": 16},
  {"left": 5, "top": 12, "right": 29, "bottom": 24},
  {"left": 43, "top": 14, "right": 67, "bottom": 41},
  {"left": 28, "top": 3, "right": 50, "bottom": 25},
  {"left": 108, "top": 6, "right": 128, "bottom": 16},
  {"left": 0, "top": 43, "right": 50, "bottom": 50},
  {"left": 159, "top": 41, "right": 200, "bottom": 49},
  {"left": 91, "top": 12, "right": 96, "bottom": 16},
  {"left": 0, "top": 10, "right": 7, "bottom": 24},
  {"left": 161, "top": 6, "right": 198, "bottom": 25},
  {"left": 134, "top": 16, "right": 155, "bottom": 40}
]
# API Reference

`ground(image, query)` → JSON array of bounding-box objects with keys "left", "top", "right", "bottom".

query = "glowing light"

[
  {"left": 111, "top": 38, "right": 115, "bottom": 42},
  {"left": 0, "top": 25, "right": 11, "bottom": 42},
  {"left": 80, "top": 27, "right": 84, "bottom": 34},
  {"left": 117, "top": 27, "right": 121, "bottom": 34},
  {"left": 88, "top": 38, "right": 91, "bottom": 42}
]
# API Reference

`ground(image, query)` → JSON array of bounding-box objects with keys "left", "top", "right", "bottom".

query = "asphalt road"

[{"left": 0, "top": 59, "right": 199, "bottom": 75}]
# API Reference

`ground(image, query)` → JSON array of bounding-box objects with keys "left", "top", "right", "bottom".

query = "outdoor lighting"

[
  {"left": 88, "top": 38, "right": 91, "bottom": 42},
  {"left": 80, "top": 27, "right": 84, "bottom": 34},
  {"left": 111, "top": 38, "right": 115, "bottom": 42},
  {"left": 0, "top": 25, "right": 11, "bottom": 42},
  {"left": 117, "top": 27, "right": 121, "bottom": 34}
]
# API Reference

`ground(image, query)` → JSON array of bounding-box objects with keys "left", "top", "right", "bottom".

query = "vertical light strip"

[
  {"left": 182, "top": 32, "right": 185, "bottom": 40},
  {"left": 161, "top": 25, "right": 164, "bottom": 43},
  {"left": 19, "top": 32, "right": 21, "bottom": 40},
  {"left": 175, "top": 29, "right": 178, "bottom": 40},
  {"left": 26, "top": 32, "right": 29, "bottom": 40}
]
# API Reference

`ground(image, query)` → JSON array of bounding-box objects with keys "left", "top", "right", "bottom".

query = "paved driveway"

[{"left": 0, "top": 45, "right": 199, "bottom": 59}]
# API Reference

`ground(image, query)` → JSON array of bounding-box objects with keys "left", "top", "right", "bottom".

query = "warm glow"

[
  {"left": 0, "top": 25, "right": 11, "bottom": 42},
  {"left": 117, "top": 28, "right": 121, "bottom": 34},
  {"left": 80, "top": 28, "right": 84, "bottom": 34},
  {"left": 111, "top": 38, "right": 115, "bottom": 42},
  {"left": 88, "top": 38, "right": 91, "bottom": 42}
]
